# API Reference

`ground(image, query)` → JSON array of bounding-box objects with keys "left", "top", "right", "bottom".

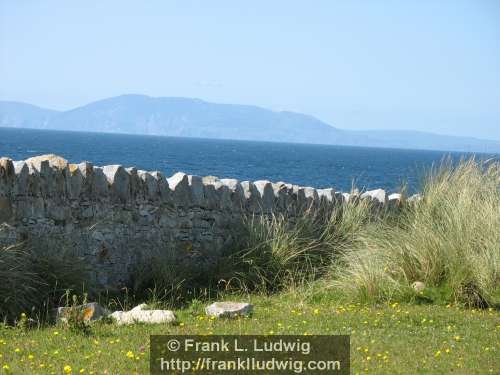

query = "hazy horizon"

[
  {"left": 1, "top": 1, "right": 499, "bottom": 140},
  {"left": 2, "top": 93, "right": 500, "bottom": 144}
]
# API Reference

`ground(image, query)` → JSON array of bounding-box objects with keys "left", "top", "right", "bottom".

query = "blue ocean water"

[{"left": 0, "top": 127, "right": 492, "bottom": 193}]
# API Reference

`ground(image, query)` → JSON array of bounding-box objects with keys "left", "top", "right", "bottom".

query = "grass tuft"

[{"left": 0, "top": 239, "right": 93, "bottom": 323}]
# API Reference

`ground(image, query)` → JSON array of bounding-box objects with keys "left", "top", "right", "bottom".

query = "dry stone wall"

[{"left": 0, "top": 154, "right": 400, "bottom": 289}]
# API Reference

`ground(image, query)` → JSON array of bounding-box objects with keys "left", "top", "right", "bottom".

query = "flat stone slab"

[
  {"left": 110, "top": 304, "right": 176, "bottom": 325},
  {"left": 205, "top": 302, "right": 253, "bottom": 318}
]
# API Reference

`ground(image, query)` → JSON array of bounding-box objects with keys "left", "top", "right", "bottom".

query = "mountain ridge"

[{"left": 1, "top": 95, "right": 499, "bottom": 153}]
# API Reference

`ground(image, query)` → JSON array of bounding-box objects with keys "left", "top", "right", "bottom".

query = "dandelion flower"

[{"left": 64, "top": 365, "right": 72, "bottom": 374}]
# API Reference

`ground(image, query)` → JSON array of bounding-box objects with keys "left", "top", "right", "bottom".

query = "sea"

[{"left": 0, "top": 127, "right": 495, "bottom": 193}]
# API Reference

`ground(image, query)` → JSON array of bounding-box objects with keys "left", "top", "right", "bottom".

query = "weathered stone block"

[
  {"left": 92, "top": 167, "right": 109, "bottom": 197},
  {"left": 138, "top": 170, "right": 160, "bottom": 201},
  {"left": 205, "top": 302, "right": 253, "bottom": 318},
  {"left": 342, "top": 192, "right": 351, "bottom": 203},
  {"left": 317, "top": 188, "right": 334, "bottom": 203},
  {"left": 150, "top": 171, "right": 171, "bottom": 202},
  {"left": 388, "top": 193, "right": 402, "bottom": 208},
  {"left": 254, "top": 180, "right": 274, "bottom": 213},
  {"left": 0, "top": 158, "right": 15, "bottom": 195},
  {"left": 103, "top": 165, "right": 130, "bottom": 202},
  {"left": 241, "top": 181, "right": 262, "bottom": 212},
  {"left": 167, "top": 172, "right": 191, "bottom": 207},
  {"left": 110, "top": 304, "right": 176, "bottom": 325},
  {"left": 272, "top": 182, "right": 289, "bottom": 211},
  {"left": 361, "top": 189, "right": 386, "bottom": 204},
  {"left": 13, "top": 161, "right": 29, "bottom": 196},
  {"left": 292, "top": 185, "right": 307, "bottom": 208},
  {"left": 26, "top": 154, "right": 68, "bottom": 171},
  {"left": 201, "top": 177, "right": 220, "bottom": 210},
  {"left": 126, "top": 167, "right": 143, "bottom": 201},
  {"left": 66, "top": 166, "right": 83, "bottom": 199},
  {"left": 334, "top": 191, "right": 345, "bottom": 205},
  {"left": 188, "top": 175, "right": 204, "bottom": 206},
  {"left": 220, "top": 178, "right": 244, "bottom": 211},
  {"left": 304, "top": 187, "right": 319, "bottom": 208}
]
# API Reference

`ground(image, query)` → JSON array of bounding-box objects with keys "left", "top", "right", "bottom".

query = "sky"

[{"left": 1, "top": 0, "right": 499, "bottom": 140}]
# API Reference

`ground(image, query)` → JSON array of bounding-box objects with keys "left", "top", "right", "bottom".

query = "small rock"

[
  {"left": 130, "top": 303, "right": 149, "bottom": 312},
  {"left": 408, "top": 194, "right": 422, "bottom": 203},
  {"left": 26, "top": 154, "right": 68, "bottom": 170},
  {"left": 205, "top": 302, "right": 253, "bottom": 318},
  {"left": 110, "top": 304, "right": 176, "bottom": 325},
  {"left": 412, "top": 281, "right": 426, "bottom": 292},
  {"left": 55, "top": 302, "right": 109, "bottom": 323},
  {"left": 388, "top": 193, "right": 402, "bottom": 208},
  {"left": 361, "top": 189, "right": 386, "bottom": 204}
]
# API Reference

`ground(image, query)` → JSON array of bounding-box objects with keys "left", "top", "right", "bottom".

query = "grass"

[
  {"left": 224, "top": 194, "right": 377, "bottom": 294},
  {"left": 331, "top": 158, "right": 500, "bottom": 306},
  {"left": 0, "top": 289, "right": 498, "bottom": 374}
]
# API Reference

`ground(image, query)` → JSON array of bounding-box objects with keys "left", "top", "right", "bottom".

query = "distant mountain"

[
  {"left": 0, "top": 101, "right": 58, "bottom": 129},
  {"left": 1, "top": 95, "right": 499, "bottom": 153}
]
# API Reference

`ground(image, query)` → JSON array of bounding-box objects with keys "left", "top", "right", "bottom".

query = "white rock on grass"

[
  {"left": 110, "top": 304, "right": 176, "bottom": 325},
  {"left": 205, "top": 302, "right": 253, "bottom": 318},
  {"left": 412, "top": 281, "right": 426, "bottom": 293}
]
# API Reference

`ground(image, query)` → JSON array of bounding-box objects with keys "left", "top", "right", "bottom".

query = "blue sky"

[{"left": 1, "top": 0, "right": 499, "bottom": 140}]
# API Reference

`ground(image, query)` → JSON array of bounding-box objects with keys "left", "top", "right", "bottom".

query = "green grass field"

[{"left": 0, "top": 289, "right": 498, "bottom": 374}]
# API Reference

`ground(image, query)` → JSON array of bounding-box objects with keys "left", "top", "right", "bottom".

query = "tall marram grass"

[
  {"left": 0, "top": 239, "right": 91, "bottom": 323},
  {"left": 0, "top": 244, "right": 43, "bottom": 320},
  {"left": 226, "top": 197, "right": 376, "bottom": 293},
  {"left": 331, "top": 158, "right": 500, "bottom": 306}
]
